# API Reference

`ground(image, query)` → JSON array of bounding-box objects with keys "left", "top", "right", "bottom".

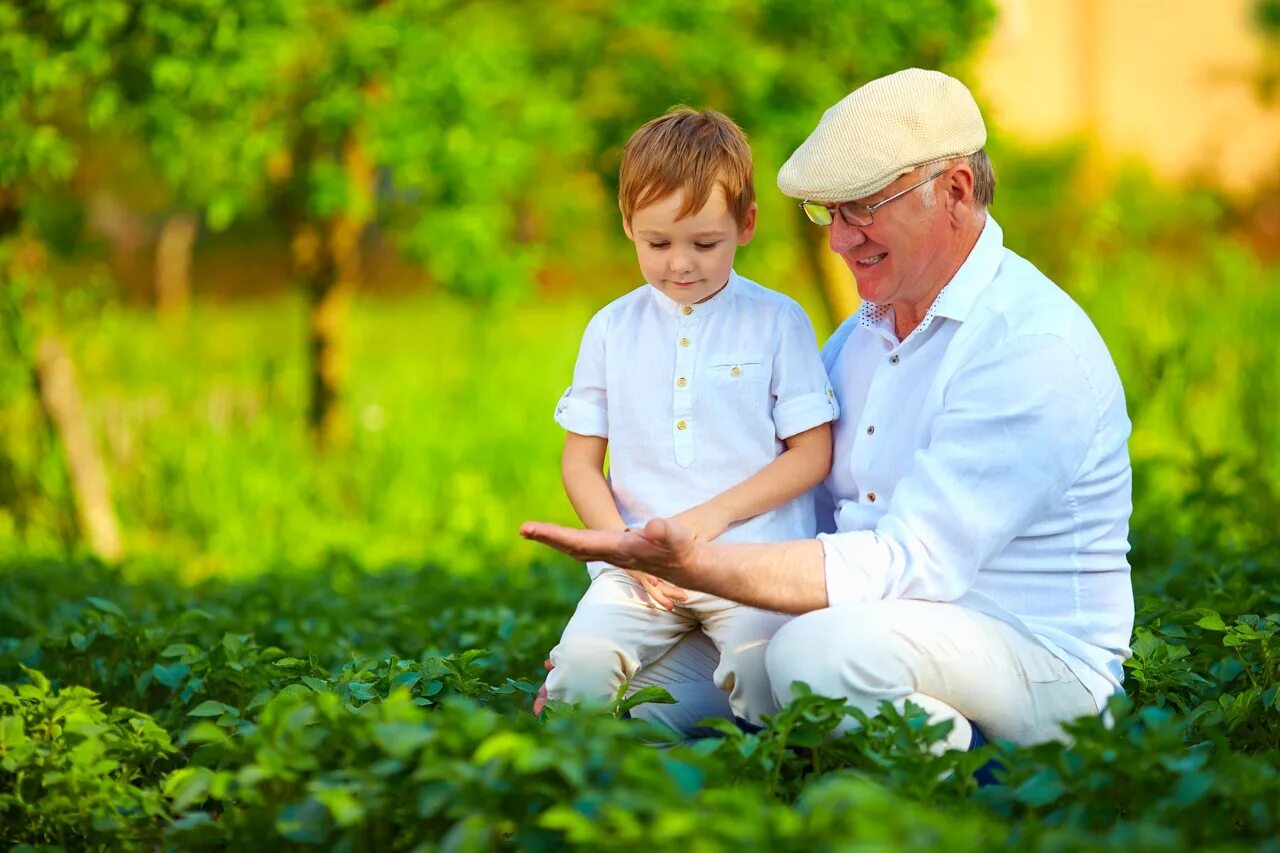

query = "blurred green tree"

[
  {"left": 5, "top": 0, "right": 998, "bottom": 458},
  {"left": 0, "top": 0, "right": 132, "bottom": 559}
]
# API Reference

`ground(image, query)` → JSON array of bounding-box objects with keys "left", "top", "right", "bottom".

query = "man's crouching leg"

[{"left": 764, "top": 600, "right": 1098, "bottom": 749}]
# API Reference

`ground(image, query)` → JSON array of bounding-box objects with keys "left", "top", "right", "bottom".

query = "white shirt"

[
  {"left": 557, "top": 272, "right": 838, "bottom": 575},
  {"left": 817, "top": 217, "right": 1134, "bottom": 710}
]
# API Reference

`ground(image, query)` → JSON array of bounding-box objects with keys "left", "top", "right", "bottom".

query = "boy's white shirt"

[{"left": 556, "top": 270, "right": 838, "bottom": 577}]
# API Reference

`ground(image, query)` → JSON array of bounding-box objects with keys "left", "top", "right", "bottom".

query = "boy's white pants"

[
  {"left": 546, "top": 568, "right": 791, "bottom": 725},
  {"left": 627, "top": 600, "right": 1100, "bottom": 747}
]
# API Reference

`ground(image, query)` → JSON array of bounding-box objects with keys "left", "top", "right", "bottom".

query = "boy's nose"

[{"left": 669, "top": 251, "right": 695, "bottom": 274}]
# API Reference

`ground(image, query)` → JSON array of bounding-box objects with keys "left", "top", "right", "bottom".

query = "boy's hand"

[
  {"left": 533, "top": 659, "right": 552, "bottom": 716},
  {"left": 624, "top": 568, "right": 689, "bottom": 611},
  {"left": 671, "top": 502, "right": 731, "bottom": 543}
]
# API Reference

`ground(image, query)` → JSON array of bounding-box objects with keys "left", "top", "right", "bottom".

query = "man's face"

[
  {"left": 625, "top": 185, "right": 757, "bottom": 305},
  {"left": 826, "top": 166, "right": 951, "bottom": 308}
]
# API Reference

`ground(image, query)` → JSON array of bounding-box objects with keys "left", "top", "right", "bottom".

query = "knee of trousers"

[
  {"left": 547, "top": 638, "right": 632, "bottom": 702},
  {"left": 765, "top": 606, "right": 912, "bottom": 705}
]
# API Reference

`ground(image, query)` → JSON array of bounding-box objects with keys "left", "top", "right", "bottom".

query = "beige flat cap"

[{"left": 777, "top": 68, "right": 986, "bottom": 202}]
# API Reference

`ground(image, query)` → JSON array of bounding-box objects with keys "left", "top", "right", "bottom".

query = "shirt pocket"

[{"left": 704, "top": 358, "right": 770, "bottom": 405}]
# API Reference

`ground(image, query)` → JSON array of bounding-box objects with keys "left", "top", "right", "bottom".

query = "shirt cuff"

[
  {"left": 818, "top": 530, "right": 877, "bottom": 606},
  {"left": 774, "top": 387, "right": 839, "bottom": 439},
  {"left": 554, "top": 394, "right": 608, "bottom": 437}
]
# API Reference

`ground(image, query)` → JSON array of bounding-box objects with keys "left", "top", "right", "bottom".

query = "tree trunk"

[
  {"left": 298, "top": 133, "right": 375, "bottom": 450},
  {"left": 797, "top": 213, "right": 860, "bottom": 329},
  {"left": 33, "top": 335, "right": 124, "bottom": 562},
  {"left": 155, "top": 212, "right": 198, "bottom": 324}
]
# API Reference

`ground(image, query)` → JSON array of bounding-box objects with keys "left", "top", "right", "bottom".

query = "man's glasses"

[{"left": 800, "top": 167, "right": 949, "bottom": 227}]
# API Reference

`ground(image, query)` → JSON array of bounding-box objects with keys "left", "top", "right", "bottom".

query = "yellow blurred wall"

[{"left": 976, "top": 0, "right": 1280, "bottom": 193}]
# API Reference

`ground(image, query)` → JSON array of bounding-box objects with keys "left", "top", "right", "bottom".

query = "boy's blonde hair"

[{"left": 618, "top": 107, "right": 755, "bottom": 229}]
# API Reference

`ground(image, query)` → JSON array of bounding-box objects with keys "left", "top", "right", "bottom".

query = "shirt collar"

[
  {"left": 853, "top": 215, "right": 1005, "bottom": 336},
  {"left": 648, "top": 270, "right": 740, "bottom": 319},
  {"left": 927, "top": 215, "right": 1004, "bottom": 323}
]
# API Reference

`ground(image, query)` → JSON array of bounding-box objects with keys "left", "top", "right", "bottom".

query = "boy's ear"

[{"left": 737, "top": 202, "right": 758, "bottom": 245}]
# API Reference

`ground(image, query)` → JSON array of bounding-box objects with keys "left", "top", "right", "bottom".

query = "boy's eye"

[
  {"left": 647, "top": 241, "right": 669, "bottom": 249},
  {"left": 695, "top": 242, "right": 721, "bottom": 250}
]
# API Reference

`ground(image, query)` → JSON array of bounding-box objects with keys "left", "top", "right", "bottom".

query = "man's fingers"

[{"left": 543, "top": 659, "right": 554, "bottom": 672}]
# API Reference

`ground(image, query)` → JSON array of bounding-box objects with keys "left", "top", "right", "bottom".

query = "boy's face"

[{"left": 624, "top": 185, "right": 757, "bottom": 305}]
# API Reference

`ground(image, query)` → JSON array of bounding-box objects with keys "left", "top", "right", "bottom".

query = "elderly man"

[{"left": 524, "top": 68, "right": 1134, "bottom": 748}]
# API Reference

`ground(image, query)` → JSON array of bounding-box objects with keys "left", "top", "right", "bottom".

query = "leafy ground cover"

[{"left": 1, "top": 529, "right": 1277, "bottom": 849}]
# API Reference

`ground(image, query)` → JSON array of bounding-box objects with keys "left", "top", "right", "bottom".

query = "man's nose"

[{"left": 828, "top": 218, "right": 867, "bottom": 255}]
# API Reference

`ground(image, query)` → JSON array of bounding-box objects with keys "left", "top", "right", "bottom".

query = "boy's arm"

[
  {"left": 561, "top": 432, "right": 689, "bottom": 609},
  {"left": 673, "top": 422, "right": 833, "bottom": 542},
  {"left": 561, "top": 432, "right": 627, "bottom": 533}
]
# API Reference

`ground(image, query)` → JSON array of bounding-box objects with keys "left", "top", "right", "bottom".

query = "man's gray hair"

[
  {"left": 969, "top": 149, "right": 995, "bottom": 208},
  {"left": 919, "top": 149, "right": 995, "bottom": 211}
]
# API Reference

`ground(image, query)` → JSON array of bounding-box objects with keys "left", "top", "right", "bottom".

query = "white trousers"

[
  {"left": 629, "top": 600, "right": 1099, "bottom": 747},
  {"left": 546, "top": 569, "right": 791, "bottom": 725}
]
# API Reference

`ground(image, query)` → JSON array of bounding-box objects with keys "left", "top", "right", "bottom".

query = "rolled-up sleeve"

[
  {"left": 819, "top": 334, "right": 1098, "bottom": 605},
  {"left": 771, "top": 304, "right": 839, "bottom": 439},
  {"left": 554, "top": 309, "right": 610, "bottom": 438}
]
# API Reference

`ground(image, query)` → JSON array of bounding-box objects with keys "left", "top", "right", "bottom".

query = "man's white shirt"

[
  {"left": 556, "top": 272, "right": 838, "bottom": 576},
  {"left": 818, "top": 217, "right": 1135, "bottom": 710}
]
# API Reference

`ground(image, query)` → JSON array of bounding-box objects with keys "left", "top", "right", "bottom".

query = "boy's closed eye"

[{"left": 646, "top": 241, "right": 722, "bottom": 250}]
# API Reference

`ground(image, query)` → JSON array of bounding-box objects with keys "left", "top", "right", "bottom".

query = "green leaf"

[
  {"left": 660, "top": 756, "right": 706, "bottom": 797},
  {"left": 188, "top": 700, "right": 232, "bottom": 718},
  {"left": 85, "top": 597, "right": 126, "bottom": 617},
  {"left": 0, "top": 716, "right": 27, "bottom": 750},
  {"left": 164, "top": 766, "right": 215, "bottom": 811},
  {"left": 1013, "top": 770, "right": 1065, "bottom": 807},
  {"left": 615, "top": 685, "right": 677, "bottom": 716},
  {"left": 1169, "top": 771, "right": 1214, "bottom": 807},
  {"left": 1191, "top": 609, "right": 1228, "bottom": 632},
  {"left": 314, "top": 787, "right": 365, "bottom": 827},
  {"left": 153, "top": 662, "right": 191, "bottom": 689},
  {"left": 276, "top": 799, "right": 329, "bottom": 844}
]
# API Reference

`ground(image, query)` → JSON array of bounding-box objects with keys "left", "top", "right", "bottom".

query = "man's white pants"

[
  {"left": 546, "top": 569, "right": 791, "bottom": 725},
  {"left": 629, "top": 600, "right": 1099, "bottom": 747}
]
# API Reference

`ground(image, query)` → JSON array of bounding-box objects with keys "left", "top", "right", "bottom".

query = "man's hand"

[
  {"left": 520, "top": 516, "right": 701, "bottom": 590},
  {"left": 624, "top": 569, "right": 688, "bottom": 610},
  {"left": 670, "top": 502, "right": 731, "bottom": 543}
]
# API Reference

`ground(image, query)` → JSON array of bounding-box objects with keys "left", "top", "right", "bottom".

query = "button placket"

[{"left": 672, "top": 311, "right": 696, "bottom": 467}]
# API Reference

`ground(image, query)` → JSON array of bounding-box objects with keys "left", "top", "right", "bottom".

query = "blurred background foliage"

[{"left": 0, "top": 0, "right": 1277, "bottom": 582}]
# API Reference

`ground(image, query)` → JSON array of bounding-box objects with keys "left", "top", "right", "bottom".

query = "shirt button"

[
  {"left": 827, "top": 388, "right": 835, "bottom": 398},
  {"left": 730, "top": 366, "right": 741, "bottom": 377},
  {"left": 682, "top": 305, "right": 693, "bottom": 316},
  {"left": 676, "top": 377, "right": 687, "bottom": 388},
  {"left": 680, "top": 337, "right": 690, "bottom": 347},
  {"left": 866, "top": 425, "right": 875, "bottom": 435},
  {"left": 676, "top": 420, "right": 688, "bottom": 431},
  {"left": 866, "top": 491, "right": 877, "bottom": 503},
  {"left": 889, "top": 354, "right": 900, "bottom": 364}
]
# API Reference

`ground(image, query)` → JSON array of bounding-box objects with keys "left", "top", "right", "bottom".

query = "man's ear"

[
  {"left": 738, "top": 202, "right": 759, "bottom": 245},
  {"left": 947, "top": 163, "right": 972, "bottom": 206},
  {"left": 945, "top": 164, "right": 976, "bottom": 225}
]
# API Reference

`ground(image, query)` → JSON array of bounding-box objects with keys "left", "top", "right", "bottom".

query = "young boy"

[{"left": 546, "top": 108, "right": 837, "bottom": 725}]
